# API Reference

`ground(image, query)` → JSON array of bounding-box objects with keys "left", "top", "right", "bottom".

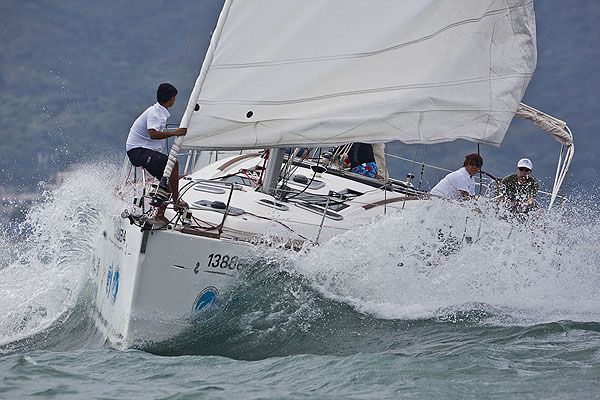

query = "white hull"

[
  {"left": 91, "top": 215, "right": 252, "bottom": 348},
  {"left": 91, "top": 153, "right": 426, "bottom": 348}
]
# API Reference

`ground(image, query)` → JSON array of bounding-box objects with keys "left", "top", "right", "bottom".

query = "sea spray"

[
  {"left": 1, "top": 164, "right": 598, "bottom": 358},
  {"left": 0, "top": 163, "right": 124, "bottom": 348},
  {"left": 285, "top": 196, "right": 600, "bottom": 324}
]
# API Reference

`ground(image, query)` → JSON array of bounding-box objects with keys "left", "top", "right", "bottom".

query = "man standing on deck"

[
  {"left": 125, "top": 83, "right": 188, "bottom": 221},
  {"left": 498, "top": 158, "right": 539, "bottom": 213}
]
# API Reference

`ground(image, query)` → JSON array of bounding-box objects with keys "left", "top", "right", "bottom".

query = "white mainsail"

[{"left": 179, "top": 0, "right": 537, "bottom": 150}]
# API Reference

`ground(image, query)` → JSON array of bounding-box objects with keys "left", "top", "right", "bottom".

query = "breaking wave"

[
  {"left": 148, "top": 191, "right": 600, "bottom": 358},
  {"left": 0, "top": 162, "right": 124, "bottom": 351},
  {"left": 284, "top": 194, "right": 600, "bottom": 325}
]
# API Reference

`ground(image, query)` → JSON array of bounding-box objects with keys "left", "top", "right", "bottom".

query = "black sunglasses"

[
  {"left": 518, "top": 167, "right": 531, "bottom": 172},
  {"left": 468, "top": 162, "right": 481, "bottom": 168}
]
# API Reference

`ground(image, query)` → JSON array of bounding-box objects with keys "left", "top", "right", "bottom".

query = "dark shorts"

[{"left": 127, "top": 148, "right": 167, "bottom": 180}]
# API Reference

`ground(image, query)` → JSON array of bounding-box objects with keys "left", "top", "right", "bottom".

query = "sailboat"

[{"left": 91, "top": 0, "right": 574, "bottom": 349}]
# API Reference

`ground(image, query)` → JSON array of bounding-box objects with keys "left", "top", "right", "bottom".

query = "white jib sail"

[{"left": 179, "top": 0, "right": 537, "bottom": 150}]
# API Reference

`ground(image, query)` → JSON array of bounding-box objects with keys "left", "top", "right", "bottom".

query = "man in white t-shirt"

[
  {"left": 430, "top": 153, "right": 483, "bottom": 200},
  {"left": 126, "top": 83, "right": 188, "bottom": 218}
]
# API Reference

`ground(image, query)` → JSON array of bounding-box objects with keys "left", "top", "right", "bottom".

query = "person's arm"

[
  {"left": 454, "top": 173, "right": 476, "bottom": 201},
  {"left": 146, "top": 110, "right": 187, "bottom": 140},
  {"left": 147, "top": 127, "right": 187, "bottom": 140},
  {"left": 459, "top": 190, "right": 473, "bottom": 200}
]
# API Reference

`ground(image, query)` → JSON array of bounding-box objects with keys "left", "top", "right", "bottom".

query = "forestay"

[{"left": 179, "top": 0, "right": 536, "bottom": 150}]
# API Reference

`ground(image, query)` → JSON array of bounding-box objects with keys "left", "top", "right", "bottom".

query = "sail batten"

[{"left": 180, "top": 0, "right": 537, "bottom": 150}]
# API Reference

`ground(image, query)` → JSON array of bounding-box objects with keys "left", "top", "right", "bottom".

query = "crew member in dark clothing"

[
  {"left": 348, "top": 143, "right": 378, "bottom": 178},
  {"left": 498, "top": 158, "right": 539, "bottom": 213}
]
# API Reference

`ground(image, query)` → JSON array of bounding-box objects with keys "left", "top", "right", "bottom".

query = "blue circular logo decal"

[{"left": 193, "top": 286, "right": 218, "bottom": 315}]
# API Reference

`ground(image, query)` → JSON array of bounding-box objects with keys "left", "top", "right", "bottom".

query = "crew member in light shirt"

[
  {"left": 429, "top": 153, "right": 483, "bottom": 200},
  {"left": 126, "top": 83, "right": 188, "bottom": 222}
]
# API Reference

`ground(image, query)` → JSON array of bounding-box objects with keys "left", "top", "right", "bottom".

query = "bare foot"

[{"left": 153, "top": 214, "right": 170, "bottom": 225}]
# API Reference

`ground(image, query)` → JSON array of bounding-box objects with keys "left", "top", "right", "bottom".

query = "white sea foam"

[
  {"left": 2, "top": 163, "right": 598, "bottom": 347},
  {"left": 0, "top": 163, "right": 124, "bottom": 346},
  {"left": 289, "top": 196, "right": 600, "bottom": 324}
]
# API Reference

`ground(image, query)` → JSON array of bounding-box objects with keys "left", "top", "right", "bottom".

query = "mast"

[{"left": 261, "top": 148, "right": 286, "bottom": 195}]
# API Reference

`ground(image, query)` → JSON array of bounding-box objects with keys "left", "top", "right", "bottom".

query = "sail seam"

[
  {"left": 210, "top": 1, "right": 534, "bottom": 70},
  {"left": 196, "top": 73, "right": 533, "bottom": 106}
]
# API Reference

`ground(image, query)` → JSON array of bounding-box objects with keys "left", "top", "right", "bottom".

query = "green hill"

[
  {"left": 0, "top": 0, "right": 598, "bottom": 192},
  {"left": 0, "top": 0, "right": 223, "bottom": 188}
]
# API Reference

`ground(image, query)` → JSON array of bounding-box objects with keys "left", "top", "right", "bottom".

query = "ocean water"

[{"left": 0, "top": 165, "right": 599, "bottom": 399}]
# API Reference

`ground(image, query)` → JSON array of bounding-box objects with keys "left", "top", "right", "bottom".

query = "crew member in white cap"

[{"left": 498, "top": 158, "right": 539, "bottom": 212}]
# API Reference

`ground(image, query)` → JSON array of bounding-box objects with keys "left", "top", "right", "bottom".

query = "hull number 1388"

[{"left": 194, "top": 254, "right": 241, "bottom": 273}]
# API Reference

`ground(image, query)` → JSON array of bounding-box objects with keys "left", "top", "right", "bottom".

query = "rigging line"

[
  {"left": 178, "top": 0, "right": 203, "bottom": 89},
  {"left": 386, "top": 153, "right": 453, "bottom": 174},
  {"left": 418, "top": 145, "right": 428, "bottom": 191},
  {"left": 410, "top": 144, "right": 420, "bottom": 177},
  {"left": 190, "top": 215, "right": 218, "bottom": 230},
  {"left": 284, "top": 149, "right": 322, "bottom": 201},
  {"left": 384, "top": 144, "right": 388, "bottom": 215},
  {"left": 325, "top": 144, "right": 348, "bottom": 169},
  {"left": 243, "top": 211, "right": 312, "bottom": 242},
  {"left": 559, "top": 146, "right": 569, "bottom": 207},
  {"left": 175, "top": 179, "right": 199, "bottom": 207},
  {"left": 480, "top": 171, "right": 500, "bottom": 182},
  {"left": 478, "top": 143, "right": 482, "bottom": 195},
  {"left": 277, "top": 183, "right": 421, "bottom": 207},
  {"left": 401, "top": 145, "right": 417, "bottom": 210},
  {"left": 315, "top": 196, "right": 331, "bottom": 244},
  {"left": 140, "top": 168, "right": 147, "bottom": 214},
  {"left": 285, "top": 148, "right": 313, "bottom": 181},
  {"left": 280, "top": 148, "right": 298, "bottom": 187}
]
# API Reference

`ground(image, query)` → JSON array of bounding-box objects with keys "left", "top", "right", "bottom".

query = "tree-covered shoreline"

[{"left": 1, "top": 0, "right": 597, "bottom": 193}]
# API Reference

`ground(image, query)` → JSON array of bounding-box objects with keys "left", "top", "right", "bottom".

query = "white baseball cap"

[{"left": 517, "top": 158, "right": 533, "bottom": 170}]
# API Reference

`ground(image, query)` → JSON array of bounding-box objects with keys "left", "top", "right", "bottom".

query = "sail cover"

[
  {"left": 516, "top": 103, "right": 572, "bottom": 146},
  {"left": 180, "top": 0, "right": 536, "bottom": 149}
]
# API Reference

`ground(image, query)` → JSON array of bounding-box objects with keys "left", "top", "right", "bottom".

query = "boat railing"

[
  {"left": 176, "top": 178, "right": 237, "bottom": 234},
  {"left": 173, "top": 144, "right": 569, "bottom": 211},
  {"left": 218, "top": 181, "right": 235, "bottom": 234},
  {"left": 119, "top": 156, "right": 156, "bottom": 214},
  {"left": 385, "top": 152, "right": 569, "bottom": 206}
]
